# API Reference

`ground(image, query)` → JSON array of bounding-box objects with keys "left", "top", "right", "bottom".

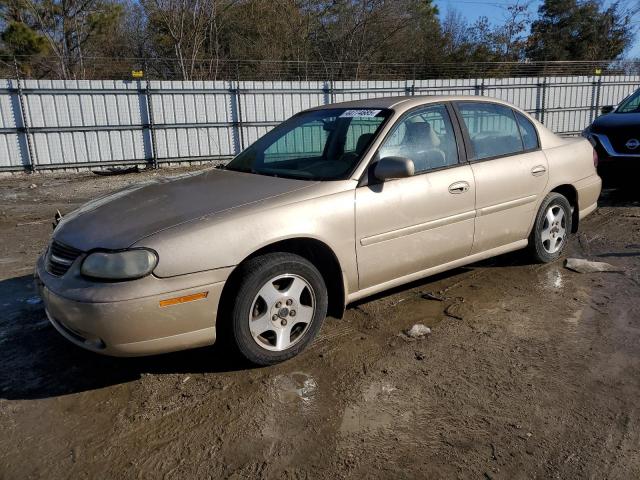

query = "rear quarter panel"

[{"left": 539, "top": 136, "right": 601, "bottom": 225}]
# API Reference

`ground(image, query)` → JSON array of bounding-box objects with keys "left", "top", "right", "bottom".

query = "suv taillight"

[{"left": 593, "top": 148, "right": 599, "bottom": 168}]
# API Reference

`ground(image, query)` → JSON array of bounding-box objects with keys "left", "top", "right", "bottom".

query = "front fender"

[{"left": 135, "top": 187, "right": 359, "bottom": 293}]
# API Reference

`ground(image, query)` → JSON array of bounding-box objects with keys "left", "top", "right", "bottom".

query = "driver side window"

[{"left": 378, "top": 104, "right": 459, "bottom": 174}]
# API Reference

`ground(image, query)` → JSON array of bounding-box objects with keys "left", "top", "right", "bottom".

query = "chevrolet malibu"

[{"left": 35, "top": 96, "right": 602, "bottom": 365}]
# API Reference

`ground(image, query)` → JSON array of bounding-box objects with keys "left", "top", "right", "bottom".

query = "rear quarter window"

[{"left": 515, "top": 111, "right": 539, "bottom": 151}]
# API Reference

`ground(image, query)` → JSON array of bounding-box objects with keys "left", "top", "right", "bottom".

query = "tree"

[
  {"left": 492, "top": 3, "right": 530, "bottom": 61},
  {"left": 1, "top": 0, "right": 125, "bottom": 78},
  {"left": 142, "top": 0, "right": 238, "bottom": 80},
  {"left": 437, "top": 4, "right": 530, "bottom": 74},
  {"left": 527, "top": 0, "right": 633, "bottom": 61}
]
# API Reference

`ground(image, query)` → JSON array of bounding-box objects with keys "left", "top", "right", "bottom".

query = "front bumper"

[
  {"left": 35, "top": 254, "right": 231, "bottom": 356},
  {"left": 591, "top": 133, "right": 640, "bottom": 178}
]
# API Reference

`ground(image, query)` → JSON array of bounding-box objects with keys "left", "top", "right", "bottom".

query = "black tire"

[
  {"left": 227, "top": 252, "right": 327, "bottom": 366},
  {"left": 528, "top": 192, "right": 572, "bottom": 263}
]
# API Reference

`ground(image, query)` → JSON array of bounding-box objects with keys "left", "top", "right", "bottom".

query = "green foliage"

[
  {"left": 527, "top": 0, "right": 633, "bottom": 61},
  {"left": 1, "top": 21, "right": 49, "bottom": 56}
]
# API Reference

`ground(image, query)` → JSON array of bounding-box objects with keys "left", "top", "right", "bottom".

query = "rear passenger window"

[
  {"left": 458, "top": 103, "right": 524, "bottom": 160},
  {"left": 515, "top": 111, "right": 539, "bottom": 150}
]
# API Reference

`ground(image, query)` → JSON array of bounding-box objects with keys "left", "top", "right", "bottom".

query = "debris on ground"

[
  {"left": 445, "top": 303, "right": 464, "bottom": 320},
  {"left": 93, "top": 165, "right": 141, "bottom": 176},
  {"left": 16, "top": 220, "right": 44, "bottom": 226},
  {"left": 422, "top": 291, "right": 445, "bottom": 301},
  {"left": 564, "top": 258, "right": 624, "bottom": 274},
  {"left": 52, "top": 209, "right": 63, "bottom": 230},
  {"left": 28, "top": 183, "right": 37, "bottom": 189},
  {"left": 405, "top": 324, "right": 432, "bottom": 338},
  {"left": 414, "top": 351, "right": 426, "bottom": 361}
]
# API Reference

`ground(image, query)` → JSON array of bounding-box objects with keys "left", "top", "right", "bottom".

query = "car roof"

[{"left": 308, "top": 95, "right": 518, "bottom": 113}]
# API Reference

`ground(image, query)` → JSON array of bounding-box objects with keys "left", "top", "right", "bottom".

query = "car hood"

[
  {"left": 53, "top": 169, "right": 317, "bottom": 251},
  {"left": 591, "top": 112, "right": 640, "bottom": 132}
]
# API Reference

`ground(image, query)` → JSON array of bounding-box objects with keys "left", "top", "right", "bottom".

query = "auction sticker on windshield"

[{"left": 339, "top": 109, "right": 382, "bottom": 118}]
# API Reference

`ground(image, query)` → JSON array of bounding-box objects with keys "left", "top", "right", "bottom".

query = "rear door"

[
  {"left": 355, "top": 103, "right": 476, "bottom": 290},
  {"left": 453, "top": 102, "right": 549, "bottom": 254}
]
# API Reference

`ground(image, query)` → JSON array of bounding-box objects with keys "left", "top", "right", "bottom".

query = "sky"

[{"left": 432, "top": 0, "right": 640, "bottom": 59}]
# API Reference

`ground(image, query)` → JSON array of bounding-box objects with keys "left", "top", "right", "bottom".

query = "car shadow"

[
  {"left": 599, "top": 185, "right": 640, "bottom": 208},
  {"left": 0, "top": 275, "right": 254, "bottom": 401}
]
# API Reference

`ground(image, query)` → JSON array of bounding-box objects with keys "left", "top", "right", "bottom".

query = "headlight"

[{"left": 81, "top": 249, "right": 158, "bottom": 280}]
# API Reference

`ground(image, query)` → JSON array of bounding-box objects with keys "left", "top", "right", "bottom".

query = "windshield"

[
  {"left": 617, "top": 89, "right": 640, "bottom": 113},
  {"left": 224, "top": 108, "right": 391, "bottom": 180}
]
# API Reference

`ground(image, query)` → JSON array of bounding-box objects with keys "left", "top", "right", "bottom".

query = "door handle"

[
  {"left": 531, "top": 165, "right": 547, "bottom": 176},
  {"left": 448, "top": 181, "right": 470, "bottom": 194}
]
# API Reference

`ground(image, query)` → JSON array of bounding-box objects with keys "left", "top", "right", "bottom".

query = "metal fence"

[
  {"left": 1, "top": 74, "right": 639, "bottom": 172},
  {"left": 4, "top": 57, "right": 640, "bottom": 82}
]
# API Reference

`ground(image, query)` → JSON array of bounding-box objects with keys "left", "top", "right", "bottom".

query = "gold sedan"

[{"left": 35, "top": 96, "right": 602, "bottom": 365}]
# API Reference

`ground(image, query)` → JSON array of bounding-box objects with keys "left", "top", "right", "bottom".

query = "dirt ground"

[{"left": 0, "top": 167, "right": 639, "bottom": 479}]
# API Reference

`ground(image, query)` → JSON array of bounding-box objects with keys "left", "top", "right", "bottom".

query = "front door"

[{"left": 355, "top": 104, "right": 476, "bottom": 290}]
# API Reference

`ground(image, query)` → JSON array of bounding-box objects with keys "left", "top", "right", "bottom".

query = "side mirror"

[
  {"left": 600, "top": 105, "right": 615, "bottom": 115},
  {"left": 373, "top": 156, "right": 415, "bottom": 181}
]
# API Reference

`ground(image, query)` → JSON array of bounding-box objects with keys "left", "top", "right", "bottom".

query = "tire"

[
  {"left": 227, "top": 252, "right": 328, "bottom": 366},
  {"left": 528, "top": 192, "right": 573, "bottom": 263}
]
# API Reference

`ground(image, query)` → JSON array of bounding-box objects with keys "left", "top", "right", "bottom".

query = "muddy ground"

[{"left": 0, "top": 167, "right": 639, "bottom": 479}]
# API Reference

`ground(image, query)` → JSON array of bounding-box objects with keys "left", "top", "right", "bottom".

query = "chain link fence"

[{"left": 2, "top": 57, "right": 640, "bottom": 81}]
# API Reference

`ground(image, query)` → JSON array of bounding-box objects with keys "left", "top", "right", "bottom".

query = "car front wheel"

[
  {"left": 228, "top": 252, "right": 327, "bottom": 365},
  {"left": 528, "top": 192, "right": 572, "bottom": 263}
]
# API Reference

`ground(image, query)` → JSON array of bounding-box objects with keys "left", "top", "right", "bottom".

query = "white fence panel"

[{"left": 0, "top": 74, "right": 638, "bottom": 171}]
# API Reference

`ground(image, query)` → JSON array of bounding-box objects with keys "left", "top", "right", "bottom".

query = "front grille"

[
  {"left": 608, "top": 129, "right": 640, "bottom": 154},
  {"left": 47, "top": 240, "right": 83, "bottom": 277}
]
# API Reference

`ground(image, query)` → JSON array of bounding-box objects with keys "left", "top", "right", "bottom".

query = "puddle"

[
  {"left": 542, "top": 267, "right": 565, "bottom": 289},
  {"left": 271, "top": 371, "right": 318, "bottom": 405},
  {"left": 25, "top": 296, "right": 42, "bottom": 305},
  {"left": 340, "top": 381, "right": 403, "bottom": 434},
  {"left": 386, "top": 297, "right": 444, "bottom": 329}
]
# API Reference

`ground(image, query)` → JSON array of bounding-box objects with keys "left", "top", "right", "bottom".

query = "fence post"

[
  {"left": 590, "top": 75, "right": 602, "bottom": 124},
  {"left": 13, "top": 58, "right": 36, "bottom": 172},
  {"left": 235, "top": 81, "right": 245, "bottom": 151},
  {"left": 474, "top": 80, "right": 485, "bottom": 96},
  {"left": 411, "top": 64, "right": 417, "bottom": 95},
  {"left": 144, "top": 79, "right": 158, "bottom": 169},
  {"left": 536, "top": 77, "right": 547, "bottom": 125},
  {"left": 405, "top": 81, "right": 412, "bottom": 96},
  {"left": 322, "top": 81, "right": 331, "bottom": 105},
  {"left": 234, "top": 63, "right": 245, "bottom": 151}
]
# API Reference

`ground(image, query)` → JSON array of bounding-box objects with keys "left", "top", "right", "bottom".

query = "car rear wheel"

[
  {"left": 229, "top": 252, "right": 327, "bottom": 365},
  {"left": 528, "top": 192, "right": 572, "bottom": 263}
]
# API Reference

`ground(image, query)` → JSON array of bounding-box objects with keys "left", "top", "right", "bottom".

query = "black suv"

[{"left": 583, "top": 88, "right": 640, "bottom": 180}]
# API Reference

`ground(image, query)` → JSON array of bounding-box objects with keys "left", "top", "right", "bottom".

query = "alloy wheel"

[
  {"left": 248, "top": 274, "right": 316, "bottom": 351},
  {"left": 541, "top": 205, "right": 566, "bottom": 254}
]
